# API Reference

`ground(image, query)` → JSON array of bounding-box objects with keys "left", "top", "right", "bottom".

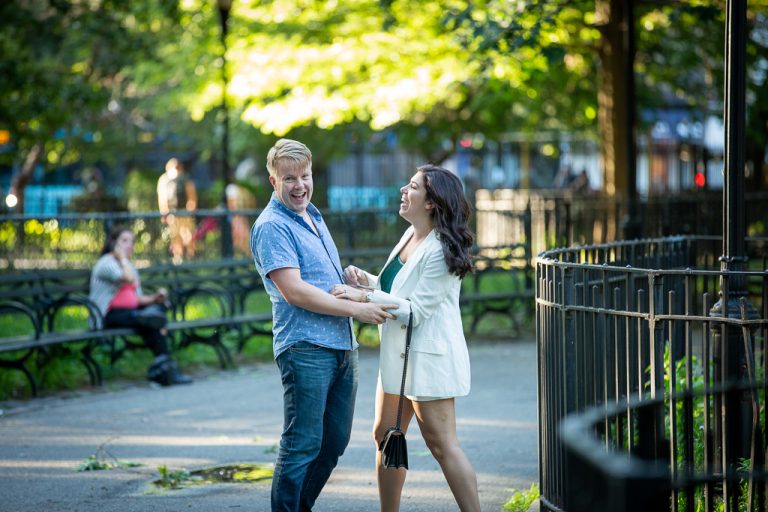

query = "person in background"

[
  {"left": 89, "top": 227, "right": 192, "bottom": 386},
  {"left": 332, "top": 164, "right": 481, "bottom": 512},
  {"left": 250, "top": 138, "right": 397, "bottom": 512},
  {"left": 157, "top": 158, "right": 198, "bottom": 263},
  {"left": 227, "top": 157, "right": 259, "bottom": 256}
]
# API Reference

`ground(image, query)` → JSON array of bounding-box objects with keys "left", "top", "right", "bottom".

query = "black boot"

[
  {"left": 147, "top": 355, "right": 172, "bottom": 386},
  {"left": 146, "top": 355, "right": 192, "bottom": 386},
  {"left": 166, "top": 360, "right": 193, "bottom": 385}
]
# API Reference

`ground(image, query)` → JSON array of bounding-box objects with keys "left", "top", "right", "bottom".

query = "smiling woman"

[{"left": 332, "top": 164, "right": 480, "bottom": 512}]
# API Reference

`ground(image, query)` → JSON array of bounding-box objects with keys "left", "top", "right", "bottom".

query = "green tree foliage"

[
  {"left": 635, "top": 3, "right": 724, "bottom": 114},
  {"left": 2, "top": 0, "right": 767, "bottom": 202},
  {"left": 636, "top": 4, "right": 768, "bottom": 187},
  {"left": 199, "top": 0, "right": 601, "bottom": 162},
  {"left": 0, "top": 0, "right": 182, "bottom": 210},
  {"left": 0, "top": 0, "right": 180, "bottom": 154}
]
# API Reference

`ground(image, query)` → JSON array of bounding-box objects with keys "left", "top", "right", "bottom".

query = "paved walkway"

[{"left": 0, "top": 338, "right": 539, "bottom": 512}]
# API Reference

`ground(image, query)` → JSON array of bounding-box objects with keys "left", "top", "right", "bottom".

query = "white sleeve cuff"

[{"left": 369, "top": 290, "right": 411, "bottom": 323}]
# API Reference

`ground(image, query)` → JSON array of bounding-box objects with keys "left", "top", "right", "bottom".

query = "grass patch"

[
  {"left": 502, "top": 483, "right": 539, "bottom": 512},
  {"left": 153, "top": 463, "right": 273, "bottom": 489},
  {"left": 75, "top": 438, "right": 143, "bottom": 471},
  {"left": 0, "top": 330, "right": 275, "bottom": 402}
]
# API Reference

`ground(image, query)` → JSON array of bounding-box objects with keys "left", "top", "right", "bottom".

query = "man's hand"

[
  {"left": 343, "top": 265, "right": 369, "bottom": 287},
  {"left": 269, "top": 267, "right": 396, "bottom": 322},
  {"left": 351, "top": 302, "right": 398, "bottom": 324}
]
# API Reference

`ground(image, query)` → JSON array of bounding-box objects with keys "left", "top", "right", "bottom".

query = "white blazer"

[{"left": 363, "top": 226, "right": 471, "bottom": 398}]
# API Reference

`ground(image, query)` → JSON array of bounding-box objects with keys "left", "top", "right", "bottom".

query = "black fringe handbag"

[{"left": 378, "top": 311, "right": 413, "bottom": 469}]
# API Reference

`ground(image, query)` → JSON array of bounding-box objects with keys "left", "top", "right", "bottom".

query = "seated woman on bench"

[{"left": 89, "top": 226, "right": 192, "bottom": 386}]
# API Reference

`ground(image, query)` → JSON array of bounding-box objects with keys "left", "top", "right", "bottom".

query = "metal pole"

[
  {"left": 709, "top": 2, "right": 755, "bottom": 510},
  {"left": 218, "top": 0, "right": 234, "bottom": 258},
  {"left": 722, "top": 0, "right": 747, "bottom": 268},
  {"left": 621, "top": 0, "right": 641, "bottom": 241}
]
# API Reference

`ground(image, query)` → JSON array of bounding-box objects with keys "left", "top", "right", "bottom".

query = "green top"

[{"left": 378, "top": 255, "right": 404, "bottom": 293}]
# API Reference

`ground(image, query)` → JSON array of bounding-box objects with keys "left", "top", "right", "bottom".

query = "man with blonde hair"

[{"left": 250, "top": 138, "right": 396, "bottom": 512}]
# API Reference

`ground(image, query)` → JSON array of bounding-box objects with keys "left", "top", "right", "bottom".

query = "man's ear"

[{"left": 268, "top": 175, "right": 277, "bottom": 188}]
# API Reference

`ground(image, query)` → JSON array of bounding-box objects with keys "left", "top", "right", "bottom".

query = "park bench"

[
  {"left": 0, "top": 244, "right": 534, "bottom": 396},
  {"left": 459, "top": 243, "right": 535, "bottom": 336},
  {"left": 0, "top": 260, "right": 273, "bottom": 396}
]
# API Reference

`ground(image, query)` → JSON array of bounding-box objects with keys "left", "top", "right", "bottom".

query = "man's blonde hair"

[{"left": 266, "top": 139, "right": 312, "bottom": 178}]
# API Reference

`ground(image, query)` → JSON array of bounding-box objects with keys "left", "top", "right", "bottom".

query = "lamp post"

[
  {"left": 621, "top": 0, "right": 641, "bottom": 241},
  {"left": 709, "top": 2, "right": 756, "bottom": 507},
  {"left": 217, "top": 0, "right": 233, "bottom": 258}
]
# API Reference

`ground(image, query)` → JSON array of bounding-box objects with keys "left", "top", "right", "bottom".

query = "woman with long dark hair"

[
  {"left": 89, "top": 227, "right": 192, "bottom": 386},
  {"left": 332, "top": 164, "right": 480, "bottom": 511}
]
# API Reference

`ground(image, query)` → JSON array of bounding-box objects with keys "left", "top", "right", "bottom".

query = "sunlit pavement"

[{"left": 0, "top": 338, "right": 539, "bottom": 512}]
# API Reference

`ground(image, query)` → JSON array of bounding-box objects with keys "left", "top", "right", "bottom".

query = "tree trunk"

[
  {"left": 595, "top": 0, "right": 631, "bottom": 199},
  {"left": 519, "top": 139, "right": 531, "bottom": 190},
  {"left": 10, "top": 142, "right": 44, "bottom": 214}
]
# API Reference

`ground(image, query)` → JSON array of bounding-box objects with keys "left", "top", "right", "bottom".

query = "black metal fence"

[
  {"left": 560, "top": 380, "right": 768, "bottom": 512},
  {"left": 3, "top": 191, "right": 767, "bottom": 271},
  {"left": 476, "top": 190, "right": 768, "bottom": 255},
  {"left": 537, "top": 236, "right": 768, "bottom": 512},
  {"left": 0, "top": 208, "right": 407, "bottom": 270}
]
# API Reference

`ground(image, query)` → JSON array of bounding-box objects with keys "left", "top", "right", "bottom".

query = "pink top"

[{"left": 109, "top": 283, "right": 139, "bottom": 311}]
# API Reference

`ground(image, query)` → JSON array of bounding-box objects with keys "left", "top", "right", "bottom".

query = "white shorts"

[{"left": 406, "top": 395, "right": 451, "bottom": 402}]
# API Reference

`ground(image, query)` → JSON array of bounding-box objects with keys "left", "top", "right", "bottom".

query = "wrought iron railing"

[
  {"left": 560, "top": 380, "right": 768, "bottom": 512},
  {"left": 537, "top": 236, "right": 768, "bottom": 512},
  {"left": 3, "top": 191, "right": 767, "bottom": 271},
  {"left": 0, "top": 208, "right": 407, "bottom": 270},
  {"left": 476, "top": 190, "right": 768, "bottom": 254}
]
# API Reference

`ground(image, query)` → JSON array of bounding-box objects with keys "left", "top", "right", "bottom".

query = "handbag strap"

[{"left": 395, "top": 310, "right": 414, "bottom": 429}]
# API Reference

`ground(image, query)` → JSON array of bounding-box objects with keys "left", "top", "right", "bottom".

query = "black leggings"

[{"left": 104, "top": 307, "right": 169, "bottom": 356}]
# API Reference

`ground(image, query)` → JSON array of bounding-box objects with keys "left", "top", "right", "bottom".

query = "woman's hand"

[
  {"left": 343, "top": 265, "right": 369, "bottom": 287},
  {"left": 113, "top": 246, "right": 128, "bottom": 263},
  {"left": 154, "top": 287, "right": 169, "bottom": 304},
  {"left": 112, "top": 247, "right": 136, "bottom": 283},
  {"left": 331, "top": 284, "right": 367, "bottom": 302}
]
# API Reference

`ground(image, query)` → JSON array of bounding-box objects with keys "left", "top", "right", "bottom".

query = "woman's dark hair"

[
  {"left": 418, "top": 164, "right": 475, "bottom": 278},
  {"left": 100, "top": 226, "right": 132, "bottom": 256}
]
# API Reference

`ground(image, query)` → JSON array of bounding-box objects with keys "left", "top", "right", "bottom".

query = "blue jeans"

[{"left": 272, "top": 342, "right": 358, "bottom": 512}]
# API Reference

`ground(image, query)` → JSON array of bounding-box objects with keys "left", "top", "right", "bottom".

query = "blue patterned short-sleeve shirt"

[{"left": 250, "top": 193, "right": 356, "bottom": 358}]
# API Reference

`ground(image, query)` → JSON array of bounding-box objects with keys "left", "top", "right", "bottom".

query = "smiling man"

[{"left": 249, "top": 138, "right": 397, "bottom": 512}]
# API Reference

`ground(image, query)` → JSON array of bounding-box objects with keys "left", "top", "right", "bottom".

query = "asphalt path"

[{"left": 0, "top": 338, "right": 539, "bottom": 512}]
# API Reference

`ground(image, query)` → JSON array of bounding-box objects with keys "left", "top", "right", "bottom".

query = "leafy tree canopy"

[
  {"left": 0, "top": 0, "right": 181, "bottom": 168},
  {"left": 2, "top": 0, "right": 766, "bottom": 182}
]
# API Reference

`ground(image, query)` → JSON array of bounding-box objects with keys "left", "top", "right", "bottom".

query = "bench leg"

[
  {"left": 178, "top": 331, "right": 235, "bottom": 369},
  {"left": 80, "top": 343, "right": 103, "bottom": 386},
  {"left": 466, "top": 299, "right": 529, "bottom": 337},
  {"left": 214, "top": 341, "right": 235, "bottom": 369},
  {"left": 0, "top": 351, "right": 38, "bottom": 397},
  {"left": 235, "top": 324, "right": 247, "bottom": 354},
  {"left": 236, "top": 323, "right": 273, "bottom": 354}
]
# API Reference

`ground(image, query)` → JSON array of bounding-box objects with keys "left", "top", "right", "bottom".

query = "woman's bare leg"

[
  {"left": 373, "top": 378, "right": 414, "bottom": 512},
  {"left": 413, "top": 398, "right": 480, "bottom": 512}
]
